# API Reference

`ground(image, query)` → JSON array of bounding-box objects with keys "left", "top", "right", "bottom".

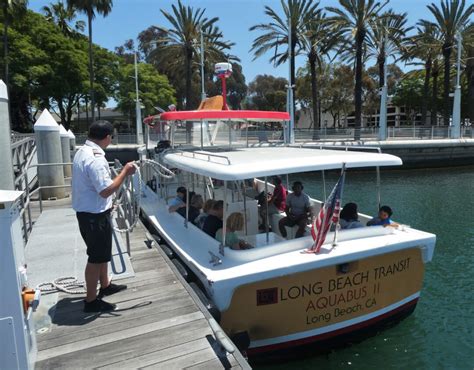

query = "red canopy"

[{"left": 159, "top": 110, "right": 290, "bottom": 122}]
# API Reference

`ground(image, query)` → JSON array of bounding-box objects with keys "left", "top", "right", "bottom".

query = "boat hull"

[
  {"left": 220, "top": 247, "right": 424, "bottom": 358},
  {"left": 247, "top": 297, "right": 418, "bottom": 362}
]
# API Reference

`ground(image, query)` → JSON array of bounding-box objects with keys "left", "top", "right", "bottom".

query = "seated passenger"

[
  {"left": 177, "top": 194, "right": 203, "bottom": 223},
  {"left": 339, "top": 203, "right": 364, "bottom": 229},
  {"left": 367, "top": 205, "right": 398, "bottom": 227},
  {"left": 279, "top": 181, "right": 312, "bottom": 239},
  {"left": 202, "top": 200, "right": 224, "bottom": 238},
  {"left": 259, "top": 176, "right": 287, "bottom": 230},
  {"left": 168, "top": 186, "right": 187, "bottom": 213},
  {"left": 216, "top": 212, "right": 252, "bottom": 250},
  {"left": 195, "top": 199, "right": 215, "bottom": 229}
]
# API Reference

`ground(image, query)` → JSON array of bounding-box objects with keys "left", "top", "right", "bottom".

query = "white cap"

[
  {"left": 34, "top": 110, "right": 60, "bottom": 132},
  {"left": 59, "top": 124, "right": 69, "bottom": 137},
  {"left": 0, "top": 80, "right": 8, "bottom": 101},
  {"left": 67, "top": 129, "right": 75, "bottom": 139}
]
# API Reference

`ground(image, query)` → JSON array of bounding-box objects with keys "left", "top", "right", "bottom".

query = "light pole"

[
  {"left": 200, "top": 27, "right": 206, "bottom": 102},
  {"left": 134, "top": 51, "right": 144, "bottom": 145},
  {"left": 287, "top": 15, "right": 295, "bottom": 144},
  {"left": 378, "top": 37, "right": 388, "bottom": 141},
  {"left": 451, "top": 31, "right": 462, "bottom": 139}
]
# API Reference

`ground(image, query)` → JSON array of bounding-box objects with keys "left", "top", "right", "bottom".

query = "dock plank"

[
  {"left": 36, "top": 319, "right": 212, "bottom": 369},
  {"left": 97, "top": 338, "right": 212, "bottom": 369},
  {"left": 142, "top": 347, "right": 220, "bottom": 369},
  {"left": 34, "top": 206, "right": 249, "bottom": 369}
]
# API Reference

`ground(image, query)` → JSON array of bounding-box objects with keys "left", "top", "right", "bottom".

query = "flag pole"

[{"left": 332, "top": 163, "right": 346, "bottom": 247}]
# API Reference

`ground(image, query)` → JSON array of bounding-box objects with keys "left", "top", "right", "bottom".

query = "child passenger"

[
  {"left": 168, "top": 186, "right": 187, "bottom": 213},
  {"left": 339, "top": 203, "right": 364, "bottom": 229},
  {"left": 215, "top": 212, "right": 252, "bottom": 250},
  {"left": 367, "top": 205, "right": 398, "bottom": 227},
  {"left": 194, "top": 199, "right": 215, "bottom": 229}
]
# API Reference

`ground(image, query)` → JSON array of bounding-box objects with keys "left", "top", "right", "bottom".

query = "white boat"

[{"left": 139, "top": 109, "right": 436, "bottom": 359}]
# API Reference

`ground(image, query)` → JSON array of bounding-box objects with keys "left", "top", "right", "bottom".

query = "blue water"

[{"left": 261, "top": 166, "right": 474, "bottom": 369}]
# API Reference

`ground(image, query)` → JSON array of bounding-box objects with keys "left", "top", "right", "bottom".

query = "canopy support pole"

[
  {"left": 264, "top": 176, "right": 269, "bottom": 243},
  {"left": 242, "top": 181, "right": 248, "bottom": 236},
  {"left": 376, "top": 166, "right": 381, "bottom": 210},
  {"left": 220, "top": 180, "right": 227, "bottom": 256},
  {"left": 322, "top": 170, "right": 327, "bottom": 200}
]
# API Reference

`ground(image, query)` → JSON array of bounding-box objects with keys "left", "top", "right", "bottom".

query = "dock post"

[
  {"left": 0, "top": 80, "right": 15, "bottom": 190},
  {"left": 34, "top": 110, "right": 66, "bottom": 199},
  {"left": 59, "top": 124, "right": 72, "bottom": 177}
]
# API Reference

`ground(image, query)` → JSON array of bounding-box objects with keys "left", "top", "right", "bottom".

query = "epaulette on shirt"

[{"left": 92, "top": 149, "right": 104, "bottom": 157}]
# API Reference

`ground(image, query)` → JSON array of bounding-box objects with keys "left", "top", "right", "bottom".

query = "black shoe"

[
  {"left": 83, "top": 298, "right": 116, "bottom": 313},
  {"left": 98, "top": 282, "right": 127, "bottom": 298}
]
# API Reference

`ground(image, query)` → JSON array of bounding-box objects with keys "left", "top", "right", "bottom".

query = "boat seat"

[
  {"left": 269, "top": 200, "right": 321, "bottom": 239},
  {"left": 270, "top": 212, "right": 311, "bottom": 239}
]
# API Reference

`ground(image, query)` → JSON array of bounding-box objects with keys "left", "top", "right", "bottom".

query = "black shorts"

[{"left": 76, "top": 209, "right": 112, "bottom": 264}]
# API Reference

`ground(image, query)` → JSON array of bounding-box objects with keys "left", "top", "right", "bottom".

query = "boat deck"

[{"left": 27, "top": 199, "right": 248, "bottom": 369}]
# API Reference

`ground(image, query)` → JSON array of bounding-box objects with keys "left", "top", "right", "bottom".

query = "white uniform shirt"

[{"left": 72, "top": 140, "right": 113, "bottom": 213}]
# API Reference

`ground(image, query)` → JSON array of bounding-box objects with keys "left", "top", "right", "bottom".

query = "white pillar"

[
  {"left": 0, "top": 80, "right": 15, "bottom": 190},
  {"left": 451, "top": 32, "right": 462, "bottom": 139},
  {"left": 134, "top": 52, "right": 143, "bottom": 145},
  {"left": 0, "top": 190, "right": 38, "bottom": 369},
  {"left": 59, "top": 124, "right": 72, "bottom": 177},
  {"left": 34, "top": 110, "right": 65, "bottom": 199},
  {"left": 378, "top": 73, "right": 388, "bottom": 141}
]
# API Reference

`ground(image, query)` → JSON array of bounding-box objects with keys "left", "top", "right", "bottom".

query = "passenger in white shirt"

[{"left": 72, "top": 121, "right": 136, "bottom": 313}]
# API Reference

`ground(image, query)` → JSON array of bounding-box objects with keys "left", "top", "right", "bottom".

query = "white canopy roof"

[{"left": 163, "top": 147, "right": 402, "bottom": 180}]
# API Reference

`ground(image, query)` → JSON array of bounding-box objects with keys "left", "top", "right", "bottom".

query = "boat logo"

[{"left": 256, "top": 287, "right": 278, "bottom": 306}]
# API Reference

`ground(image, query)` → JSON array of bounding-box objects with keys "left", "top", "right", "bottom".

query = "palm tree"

[
  {"left": 155, "top": 1, "right": 234, "bottom": 111},
  {"left": 2, "top": 0, "right": 28, "bottom": 87},
  {"left": 67, "top": 0, "right": 113, "bottom": 123},
  {"left": 249, "top": 0, "right": 319, "bottom": 125},
  {"left": 404, "top": 21, "right": 442, "bottom": 125},
  {"left": 42, "top": 1, "right": 85, "bottom": 36},
  {"left": 367, "top": 10, "right": 411, "bottom": 88},
  {"left": 300, "top": 9, "right": 343, "bottom": 138},
  {"left": 327, "top": 0, "right": 388, "bottom": 140},
  {"left": 427, "top": 0, "right": 474, "bottom": 126}
]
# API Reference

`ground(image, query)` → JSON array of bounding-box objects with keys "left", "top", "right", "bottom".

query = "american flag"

[{"left": 308, "top": 168, "right": 346, "bottom": 253}]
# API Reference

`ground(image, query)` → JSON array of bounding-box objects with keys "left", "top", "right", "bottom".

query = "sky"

[{"left": 28, "top": 0, "right": 460, "bottom": 83}]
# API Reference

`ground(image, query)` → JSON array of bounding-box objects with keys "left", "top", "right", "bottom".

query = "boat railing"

[
  {"left": 298, "top": 142, "right": 383, "bottom": 154},
  {"left": 173, "top": 149, "right": 232, "bottom": 165}
]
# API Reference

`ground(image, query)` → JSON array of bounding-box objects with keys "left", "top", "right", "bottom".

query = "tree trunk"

[
  {"left": 309, "top": 51, "right": 319, "bottom": 140},
  {"left": 354, "top": 30, "right": 365, "bottom": 140},
  {"left": 378, "top": 53, "right": 385, "bottom": 88},
  {"left": 442, "top": 43, "right": 452, "bottom": 126},
  {"left": 467, "top": 47, "right": 474, "bottom": 124},
  {"left": 422, "top": 57, "right": 432, "bottom": 126},
  {"left": 87, "top": 8, "right": 95, "bottom": 123},
  {"left": 431, "top": 61, "right": 439, "bottom": 126},
  {"left": 85, "top": 97, "right": 89, "bottom": 126},
  {"left": 57, "top": 99, "right": 66, "bottom": 126},
  {"left": 3, "top": 1, "right": 8, "bottom": 86}
]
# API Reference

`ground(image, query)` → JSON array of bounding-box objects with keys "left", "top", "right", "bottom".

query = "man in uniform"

[{"left": 72, "top": 121, "right": 136, "bottom": 312}]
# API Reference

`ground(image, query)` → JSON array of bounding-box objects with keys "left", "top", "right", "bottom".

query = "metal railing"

[
  {"left": 75, "top": 125, "right": 473, "bottom": 147},
  {"left": 14, "top": 159, "right": 135, "bottom": 257}
]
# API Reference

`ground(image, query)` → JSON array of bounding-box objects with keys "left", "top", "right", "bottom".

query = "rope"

[{"left": 36, "top": 276, "right": 86, "bottom": 294}]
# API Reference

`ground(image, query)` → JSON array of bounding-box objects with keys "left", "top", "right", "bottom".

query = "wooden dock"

[{"left": 31, "top": 202, "right": 249, "bottom": 369}]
